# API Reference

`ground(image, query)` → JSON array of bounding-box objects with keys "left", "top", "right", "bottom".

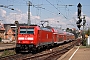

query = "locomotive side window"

[{"left": 20, "top": 27, "right": 34, "bottom": 34}]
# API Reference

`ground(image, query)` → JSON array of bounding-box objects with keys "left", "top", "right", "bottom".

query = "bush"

[{"left": 82, "top": 40, "right": 86, "bottom": 46}]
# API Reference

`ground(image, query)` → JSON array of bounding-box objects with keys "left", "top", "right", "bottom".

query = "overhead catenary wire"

[
  {"left": 56, "top": 1, "right": 77, "bottom": 28},
  {"left": 33, "top": 6, "right": 58, "bottom": 16},
  {"left": 46, "top": 0, "right": 67, "bottom": 19}
]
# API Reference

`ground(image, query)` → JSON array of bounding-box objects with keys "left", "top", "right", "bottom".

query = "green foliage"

[
  {"left": 85, "top": 28, "right": 90, "bottom": 36},
  {"left": 81, "top": 28, "right": 90, "bottom": 46},
  {"left": 82, "top": 40, "right": 86, "bottom": 46},
  {"left": 1, "top": 50, "right": 16, "bottom": 57}
]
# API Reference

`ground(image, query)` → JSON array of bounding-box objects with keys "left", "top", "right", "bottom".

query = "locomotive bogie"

[{"left": 15, "top": 44, "right": 35, "bottom": 53}]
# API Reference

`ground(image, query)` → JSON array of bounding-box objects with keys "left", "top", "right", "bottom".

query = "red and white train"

[{"left": 15, "top": 25, "right": 75, "bottom": 53}]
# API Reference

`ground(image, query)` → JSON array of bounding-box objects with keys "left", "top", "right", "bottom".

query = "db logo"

[
  {"left": 25, "top": 36, "right": 27, "bottom": 40},
  {"left": 25, "top": 38, "right": 27, "bottom": 40}
]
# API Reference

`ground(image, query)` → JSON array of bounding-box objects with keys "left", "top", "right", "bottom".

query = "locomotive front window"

[
  {"left": 20, "top": 29, "right": 26, "bottom": 34},
  {"left": 27, "top": 28, "right": 34, "bottom": 34},
  {"left": 20, "top": 27, "right": 34, "bottom": 34}
]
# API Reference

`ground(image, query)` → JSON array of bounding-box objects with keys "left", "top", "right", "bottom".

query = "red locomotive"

[{"left": 15, "top": 25, "right": 75, "bottom": 53}]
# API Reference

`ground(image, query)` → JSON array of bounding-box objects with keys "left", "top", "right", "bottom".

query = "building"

[
  {"left": 4, "top": 23, "right": 28, "bottom": 41},
  {"left": 0, "top": 23, "right": 5, "bottom": 39},
  {"left": 4, "top": 24, "right": 16, "bottom": 41}
]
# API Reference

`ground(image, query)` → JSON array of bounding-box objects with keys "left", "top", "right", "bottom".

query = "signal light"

[
  {"left": 78, "top": 8, "right": 81, "bottom": 18},
  {"left": 83, "top": 16, "right": 86, "bottom": 26},
  {"left": 83, "top": 19, "right": 86, "bottom": 26},
  {"left": 76, "top": 19, "right": 82, "bottom": 24},
  {"left": 76, "top": 19, "right": 82, "bottom": 30},
  {"left": 77, "top": 24, "right": 81, "bottom": 30},
  {"left": 15, "top": 21, "right": 19, "bottom": 24}
]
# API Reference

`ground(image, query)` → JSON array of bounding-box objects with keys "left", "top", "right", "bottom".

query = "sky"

[{"left": 0, "top": 0, "right": 90, "bottom": 30}]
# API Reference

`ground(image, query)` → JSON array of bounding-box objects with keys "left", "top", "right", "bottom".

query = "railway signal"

[
  {"left": 76, "top": 3, "right": 82, "bottom": 30},
  {"left": 76, "top": 19, "right": 82, "bottom": 30},
  {"left": 77, "top": 3, "right": 82, "bottom": 19},
  {"left": 77, "top": 24, "right": 81, "bottom": 30},
  {"left": 83, "top": 15, "right": 86, "bottom": 26},
  {"left": 76, "top": 19, "right": 82, "bottom": 24}
]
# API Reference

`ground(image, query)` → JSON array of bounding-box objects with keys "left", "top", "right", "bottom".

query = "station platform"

[
  {"left": 58, "top": 46, "right": 90, "bottom": 60},
  {"left": 0, "top": 43, "right": 16, "bottom": 50}
]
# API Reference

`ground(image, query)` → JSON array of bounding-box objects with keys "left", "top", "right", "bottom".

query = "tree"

[{"left": 85, "top": 28, "right": 90, "bottom": 36}]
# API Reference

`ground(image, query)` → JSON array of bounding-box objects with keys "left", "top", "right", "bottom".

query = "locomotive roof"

[
  {"left": 40, "top": 27, "right": 52, "bottom": 31},
  {"left": 19, "top": 25, "right": 52, "bottom": 31},
  {"left": 52, "top": 27, "right": 64, "bottom": 33},
  {"left": 18, "top": 25, "right": 74, "bottom": 35}
]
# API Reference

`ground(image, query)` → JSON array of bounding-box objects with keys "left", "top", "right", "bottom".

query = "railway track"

[
  {"left": 23, "top": 40, "right": 78, "bottom": 60},
  {"left": 0, "top": 48, "right": 15, "bottom": 57},
  {"left": 0, "top": 40, "right": 79, "bottom": 60},
  {"left": 0, "top": 53, "right": 34, "bottom": 60}
]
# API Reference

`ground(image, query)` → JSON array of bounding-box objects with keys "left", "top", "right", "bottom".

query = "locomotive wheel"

[
  {"left": 37, "top": 46, "right": 43, "bottom": 53},
  {"left": 32, "top": 48, "right": 37, "bottom": 54}
]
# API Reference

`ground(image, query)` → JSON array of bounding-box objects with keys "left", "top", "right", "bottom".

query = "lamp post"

[{"left": 15, "top": 21, "right": 19, "bottom": 43}]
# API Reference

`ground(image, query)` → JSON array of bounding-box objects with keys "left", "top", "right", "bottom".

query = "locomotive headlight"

[
  {"left": 27, "top": 37, "right": 33, "bottom": 40},
  {"left": 18, "top": 37, "right": 24, "bottom": 40}
]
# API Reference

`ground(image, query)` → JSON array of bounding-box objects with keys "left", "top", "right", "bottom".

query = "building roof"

[{"left": 0, "top": 23, "right": 5, "bottom": 31}]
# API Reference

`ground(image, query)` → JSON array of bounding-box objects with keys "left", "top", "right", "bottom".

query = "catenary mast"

[{"left": 27, "top": 1, "right": 32, "bottom": 25}]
